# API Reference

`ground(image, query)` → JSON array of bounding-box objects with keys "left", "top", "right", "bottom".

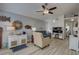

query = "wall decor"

[
  {"left": 0, "top": 16, "right": 10, "bottom": 22},
  {"left": 25, "top": 25, "right": 32, "bottom": 29},
  {"left": 12, "top": 21, "right": 23, "bottom": 30}
]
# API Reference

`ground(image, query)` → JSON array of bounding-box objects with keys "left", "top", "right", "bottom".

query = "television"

[{"left": 53, "top": 27, "right": 63, "bottom": 33}]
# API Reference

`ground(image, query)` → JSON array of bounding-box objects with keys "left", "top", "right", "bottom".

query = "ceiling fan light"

[{"left": 43, "top": 9, "right": 49, "bottom": 14}]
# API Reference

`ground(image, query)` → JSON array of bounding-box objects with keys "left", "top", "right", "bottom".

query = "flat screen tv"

[{"left": 53, "top": 27, "right": 63, "bottom": 33}]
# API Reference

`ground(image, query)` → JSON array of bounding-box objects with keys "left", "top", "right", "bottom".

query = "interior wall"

[
  {"left": 0, "top": 10, "right": 46, "bottom": 48},
  {"left": 0, "top": 10, "right": 46, "bottom": 31},
  {"left": 46, "top": 15, "right": 65, "bottom": 39}
]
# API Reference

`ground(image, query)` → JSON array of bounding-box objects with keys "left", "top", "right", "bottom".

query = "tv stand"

[
  {"left": 55, "top": 34, "right": 59, "bottom": 38},
  {"left": 52, "top": 33, "right": 63, "bottom": 39}
]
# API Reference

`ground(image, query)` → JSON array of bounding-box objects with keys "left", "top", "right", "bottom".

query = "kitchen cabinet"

[{"left": 69, "top": 35, "right": 79, "bottom": 51}]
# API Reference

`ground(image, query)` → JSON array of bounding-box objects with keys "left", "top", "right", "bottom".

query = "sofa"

[{"left": 36, "top": 31, "right": 51, "bottom": 38}]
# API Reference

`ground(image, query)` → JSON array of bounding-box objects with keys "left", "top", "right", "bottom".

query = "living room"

[{"left": 0, "top": 3, "right": 79, "bottom": 55}]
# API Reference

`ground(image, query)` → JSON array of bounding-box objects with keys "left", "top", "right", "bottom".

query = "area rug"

[{"left": 10, "top": 44, "right": 28, "bottom": 52}]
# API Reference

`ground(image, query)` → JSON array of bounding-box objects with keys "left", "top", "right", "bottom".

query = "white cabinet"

[
  {"left": 8, "top": 35, "right": 27, "bottom": 48},
  {"left": 69, "top": 35, "right": 79, "bottom": 51}
]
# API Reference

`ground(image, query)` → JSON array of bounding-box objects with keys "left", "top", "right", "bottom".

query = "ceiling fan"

[{"left": 36, "top": 3, "right": 57, "bottom": 15}]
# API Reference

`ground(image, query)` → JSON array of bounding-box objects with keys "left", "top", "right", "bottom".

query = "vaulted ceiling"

[{"left": 0, "top": 3, "right": 78, "bottom": 21}]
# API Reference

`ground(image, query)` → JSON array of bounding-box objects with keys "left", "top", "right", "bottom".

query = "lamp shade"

[{"left": 32, "top": 27, "right": 36, "bottom": 31}]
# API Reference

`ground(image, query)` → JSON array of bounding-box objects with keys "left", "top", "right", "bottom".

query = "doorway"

[
  {"left": 0, "top": 27, "right": 3, "bottom": 49},
  {"left": 64, "top": 18, "right": 78, "bottom": 39}
]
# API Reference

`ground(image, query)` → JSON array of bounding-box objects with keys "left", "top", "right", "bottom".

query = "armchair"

[{"left": 33, "top": 32, "right": 50, "bottom": 48}]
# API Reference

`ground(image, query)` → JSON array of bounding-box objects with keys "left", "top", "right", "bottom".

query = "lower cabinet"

[
  {"left": 11, "top": 41, "right": 17, "bottom": 48},
  {"left": 69, "top": 35, "right": 79, "bottom": 51},
  {"left": 8, "top": 35, "right": 27, "bottom": 48}
]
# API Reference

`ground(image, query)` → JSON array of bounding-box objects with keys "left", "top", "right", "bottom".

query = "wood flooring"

[{"left": 0, "top": 38, "right": 79, "bottom": 55}]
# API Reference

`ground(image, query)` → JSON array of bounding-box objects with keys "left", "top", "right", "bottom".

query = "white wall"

[
  {"left": 46, "top": 15, "right": 65, "bottom": 39},
  {"left": 0, "top": 10, "right": 46, "bottom": 48}
]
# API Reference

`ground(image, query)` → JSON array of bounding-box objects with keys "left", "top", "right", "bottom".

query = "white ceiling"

[{"left": 0, "top": 3, "right": 78, "bottom": 21}]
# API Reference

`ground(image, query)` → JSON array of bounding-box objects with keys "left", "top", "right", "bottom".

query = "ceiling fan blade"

[
  {"left": 49, "top": 7, "right": 57, "bottom": 10},
  {"left": 49, "top": 12, "right": 53, "bottom": 14},
  {"left": 42, "top": 5, "right": 45, "bottom": 9},
  {"left": 36, "top": 11, "right": 43, "bottom": 12}
]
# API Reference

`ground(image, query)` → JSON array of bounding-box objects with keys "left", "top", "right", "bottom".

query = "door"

[{"left": 0, "top": 27, "right": 3, "bottom": 48}]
